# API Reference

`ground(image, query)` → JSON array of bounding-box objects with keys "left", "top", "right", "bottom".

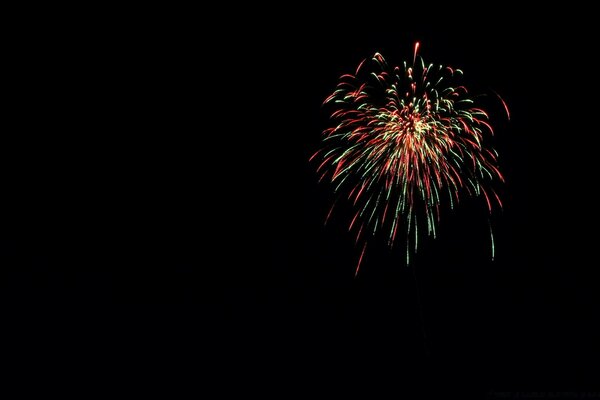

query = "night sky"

[{"left": 3, "top": 7, "right": 599, "bottom": 398}]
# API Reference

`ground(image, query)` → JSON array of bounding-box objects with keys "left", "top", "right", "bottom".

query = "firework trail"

[{"left": 311, "top": 42, "right": 506, "bottom": 275}]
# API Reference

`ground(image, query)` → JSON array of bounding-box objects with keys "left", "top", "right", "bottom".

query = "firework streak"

[{"left": 311, "top": 43, "right": 506, "bottom": 275}]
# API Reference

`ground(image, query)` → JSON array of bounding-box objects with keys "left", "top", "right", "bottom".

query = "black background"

[{"left": 3, "top": 6, "right": 599, "bottom": 399}]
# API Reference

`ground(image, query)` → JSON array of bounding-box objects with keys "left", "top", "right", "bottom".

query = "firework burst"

[{"left": 311, "top": 42, "right": 506, "bottom": 275}]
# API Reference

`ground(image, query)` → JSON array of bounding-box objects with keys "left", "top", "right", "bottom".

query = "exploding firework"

[{"left": 311, "top": 42, "right": 507, "bottom": 275}]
